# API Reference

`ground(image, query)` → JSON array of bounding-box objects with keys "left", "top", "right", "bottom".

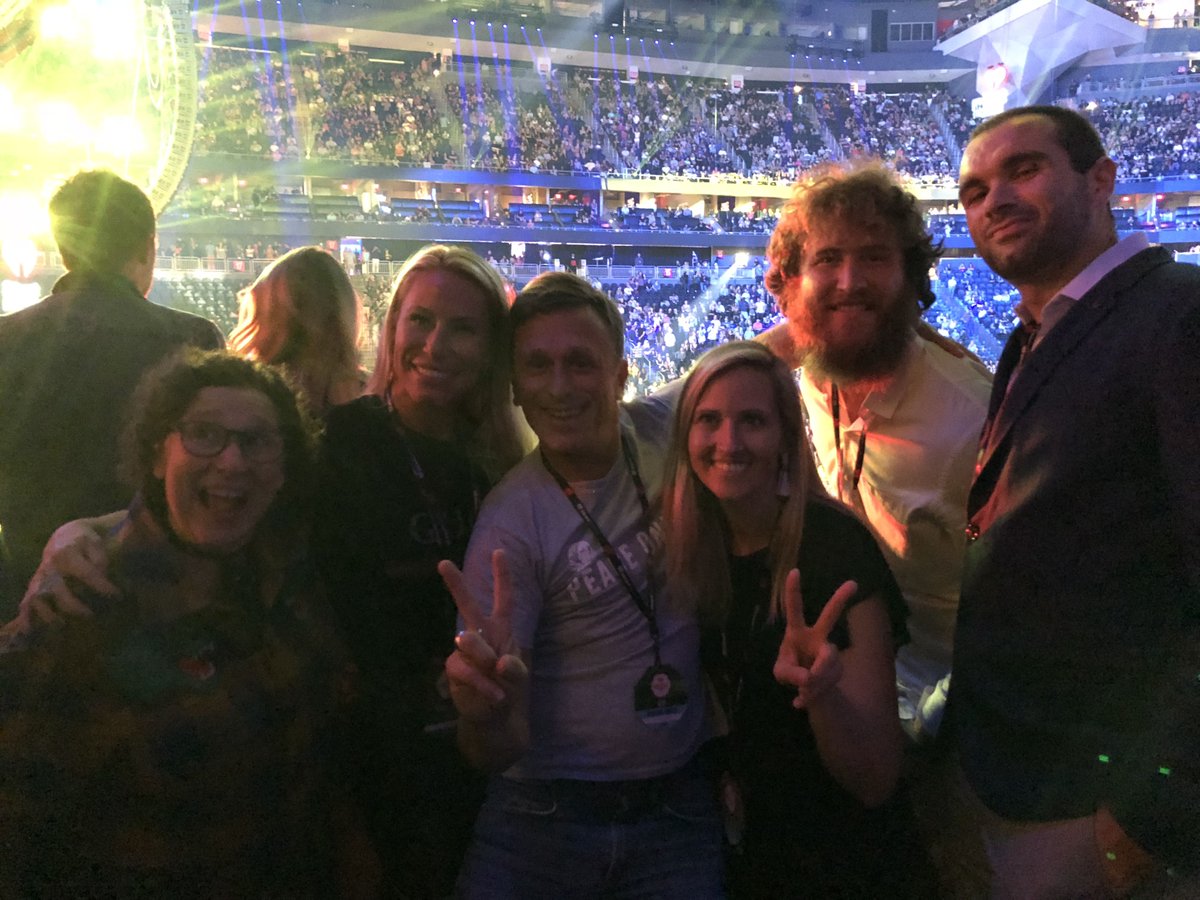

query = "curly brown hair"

[
  {"left": 121, "top": 349, "right": 321, "bottom": 541},
  {"left": 765, "top": 159, "right": 942, "bottom": 310}
]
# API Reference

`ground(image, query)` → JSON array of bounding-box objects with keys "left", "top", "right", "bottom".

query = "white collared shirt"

[
  {"left": 799, "top": 336, "right": 991, "bottom": 701},
  {"left": 1026, "top": 233, "right": 1151, "bottom": 346}
]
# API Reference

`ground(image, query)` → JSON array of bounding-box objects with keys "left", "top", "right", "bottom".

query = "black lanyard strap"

[
  {"left": 541, "top": 433, "right": 663, "bottom": 665},
  {"left": 831, "top": 385, "right": 867, "bottom": 494},
  {"left": 385, "top": 395, "right": 482, "bottom": 549}
]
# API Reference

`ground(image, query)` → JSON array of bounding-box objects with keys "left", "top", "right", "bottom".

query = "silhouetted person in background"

[{"left": 0, "top": 170, "right": 222, "bottom": 615}]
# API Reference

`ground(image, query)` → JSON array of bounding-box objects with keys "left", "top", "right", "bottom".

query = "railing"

[
  {"left": 1074, "top": 71, "right": 1200, "bottom": 99},
  {"left": 928, "top": 101, "right": 963, "bottom": 173},
  {"left": 185, "top": 149, "right": 815, "bottom": 187}
]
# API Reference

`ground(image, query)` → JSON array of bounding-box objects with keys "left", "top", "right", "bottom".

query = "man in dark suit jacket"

[
  {"left": 0, "top": 171, "right": 223, "bottom": 615},
  {"left": 954, "top": 105, "right": 1200, "bottom": 895}
]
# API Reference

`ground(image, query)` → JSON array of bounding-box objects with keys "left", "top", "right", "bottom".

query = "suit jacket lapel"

[{"left": 973, "top": 247, "right": 1172, "bottom": 493}]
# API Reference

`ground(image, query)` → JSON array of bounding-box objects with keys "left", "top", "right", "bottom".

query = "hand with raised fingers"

[
  {"left": 439, "top": 550, "right": 529, "bottom": 725},
  {"left": 773, "top": 574, "right": 856, "bottom": 709}
]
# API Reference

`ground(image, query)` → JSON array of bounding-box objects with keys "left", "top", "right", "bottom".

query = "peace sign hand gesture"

[
  {"left": 773, "top": 573, "right": 857, "bottom": 709},
  {"left": 439, "top": 550, "right": 529, "bottom": 726}
]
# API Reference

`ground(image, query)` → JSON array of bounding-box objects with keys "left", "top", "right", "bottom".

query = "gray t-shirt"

[{"left": 463, "top": 391, "right": 707, "bottom": 781}]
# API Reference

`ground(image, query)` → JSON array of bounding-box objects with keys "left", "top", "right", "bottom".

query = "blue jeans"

[{"left": 457, "top": 763, "right": 725, "bottom": 899}]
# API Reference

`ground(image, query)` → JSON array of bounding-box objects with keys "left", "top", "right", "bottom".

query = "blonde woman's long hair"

[
  {"left": 661, "top": 341, "right": 813, "bottom": 626},
  {"left": 228, "top": 246, "right": 362, "bottom": 413},
  {"left": 367, "top": 244, "right": 526, "bottom": 478}
]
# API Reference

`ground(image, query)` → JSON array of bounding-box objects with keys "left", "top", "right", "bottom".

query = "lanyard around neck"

[
  {"left": 540, "top": 434, "right": 663, "bottom": 665},
  {"left": 831, "top": 385, "right": 867, "bottom": 494},
  {"left": 385, "top": 394, "right": 481, "bottom": 549}
]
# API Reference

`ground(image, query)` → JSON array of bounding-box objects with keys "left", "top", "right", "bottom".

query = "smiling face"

[
  {"left": 687, "top": 366, "right": 784, "bottom": 518},
  {"left": 153, "top": 387, "right": 285, "bottom": 554},
  {"left": 779, "top": 215, "right": 916, "bottom": 383},
  {"left": 388, "top": 268, "right": 492, "bottom": 438},
  {"left": 958, "top": 115, "right": 1116, "bottom": 299},
  {"left": 512, "top": 307, "right": 628, "bottom": 482}
]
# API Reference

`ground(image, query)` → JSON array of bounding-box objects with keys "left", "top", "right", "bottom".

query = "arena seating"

[
  {"left": 173, "top": 41, "right": 1200, "bottom": 390},
  {"left": 192, "top": 46, "right": 973, "bottom": 181},
  {"left": 1084, "top": 93, "right": 1200, "bottom": 179}
]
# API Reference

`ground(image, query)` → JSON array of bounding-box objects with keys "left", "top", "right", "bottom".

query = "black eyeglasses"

[{"left": 175, "top": 421, "right": 284, "bottom": 463}]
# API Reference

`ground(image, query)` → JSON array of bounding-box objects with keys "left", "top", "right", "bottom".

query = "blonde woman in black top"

[{"left": 660, "top": 341, "right": 920, "bottom": 898}]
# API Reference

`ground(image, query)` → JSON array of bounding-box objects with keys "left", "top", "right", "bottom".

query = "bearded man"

[
  {"left": 766, "top": 160, "right": 991, "bottom": 743},
  {"left": 764, "top": 160, "right": 992, "bottom": 895}
]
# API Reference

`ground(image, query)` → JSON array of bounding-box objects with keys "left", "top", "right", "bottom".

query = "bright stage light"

[
  {"left": 1, "top": 279, "right": 42, "bottom": 313},
  {"left": 2, "top": 236, "right": 39, "bottom": 280},
  {"left": 0, "top": 85, "right": 24, "bottom": 133},
  {"left": 95, "top": 115, "right": 146, "bottom": 156},
  {"left": 40, "top": 4, "right": 82, "bottom": 42},
  {"left": 90, "top": 1, "right": 140, "bottom": 61},
  {"left": 2, "top": 0, "right": 196, "bottom": 236},
  {"left": 37, "top": 101, "right": 87, "bottom": 146},
  {"left": 0, "top": 194, "right": 51, "bottom": 241}
]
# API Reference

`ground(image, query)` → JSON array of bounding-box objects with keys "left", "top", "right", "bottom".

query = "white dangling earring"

[{"left": 777, "top": 454, "right": 791, "bottom": 497}]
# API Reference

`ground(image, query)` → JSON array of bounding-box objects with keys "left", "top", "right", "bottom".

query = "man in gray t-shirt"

[{"left": 442, "top": 273, "right": 721, "bottom": 898}]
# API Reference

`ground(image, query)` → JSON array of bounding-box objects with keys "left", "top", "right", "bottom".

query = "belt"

[
  {"left": 551, "top": 772, "right": 678, "bottom": 820},
  {"left": 515, "top": 756, "right": 708, "bottom": 823}
]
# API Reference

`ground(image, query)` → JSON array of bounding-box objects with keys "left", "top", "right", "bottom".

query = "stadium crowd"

[
  {"left": 1086, "top": 92, "right": 1200, "bottom": 178},
  {"left": 192, "top": 46, "right": 977, "bottom": 181},
  {"left": 189, "top": 43, "right": 1200, "bottom": 193}
]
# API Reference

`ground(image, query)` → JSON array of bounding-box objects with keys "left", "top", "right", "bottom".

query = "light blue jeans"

[{"left": 456, "top": 764, "right": 725, "bottom": 899}]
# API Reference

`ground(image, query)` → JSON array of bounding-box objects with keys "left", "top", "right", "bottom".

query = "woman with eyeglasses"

[
  {"left": 20, "top": 245, "right": 530, "bottom": 896},
  {"left": 0, "top": 350, "right": 358, "bottom": 896}
]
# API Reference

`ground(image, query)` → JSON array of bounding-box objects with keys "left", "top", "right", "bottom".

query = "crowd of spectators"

[
  {"left": 613, "top": 208, "right": 713, "bottom": 231},
  {"left": 928, "top": 211, "right": 972, "bottom": 236},
  {"left": 194, "top": 48, "right": 300, "bottom": 159},
  {"left": 707, "top": 88, "right": 833, "bottom": 178},
  {"left": 1083, "top": 93, "right": 1200, "bottom": 178},
  {"left": 1073, "top": 70, "right": 1200, "bottom": 97},
  {"left": 936, "top": 259, "right": 1019, "bottom": 345},
  {"left": 151, "top": 275, "right": 246, "bottom": 335},
  {"left": 937, "top": 0, "right": 1137, "bottom": 44},
  {"left": 818, "top": 87, "right": 961, "bottom": 179},
  {"left": 190, "top": 43, "right": 1200, "bottom": 189},
  {"left": 940, "top": 94, "right": 977, "bottom": 150},
  {"left": 305, "top": 51, "right": 456, "bottom": 165},
  {"left": 164, "top": 236, "right": 295, "bottom": 264},
  {"left": 191, "top": 45, "right": 972, "bottom": 181},
  {"left": 581, "top": 69, "right": 729, "bottom": 176},
  {"left": 456, "top": 75, "right": 607, "bottom": 174},
  {"left": 716, "top": 210, "right": 779, "bottom": 233},
  {"left": 196, "top": 47, "right": 457, "bottom": 165},
  {"left": 528, "top": 70, "right": 608, "bottom": 173}
]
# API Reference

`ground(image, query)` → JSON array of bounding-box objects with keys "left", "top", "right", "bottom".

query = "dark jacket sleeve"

[{"left": 1108, "top": 297, "right": 1200, "bottom": 870}]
